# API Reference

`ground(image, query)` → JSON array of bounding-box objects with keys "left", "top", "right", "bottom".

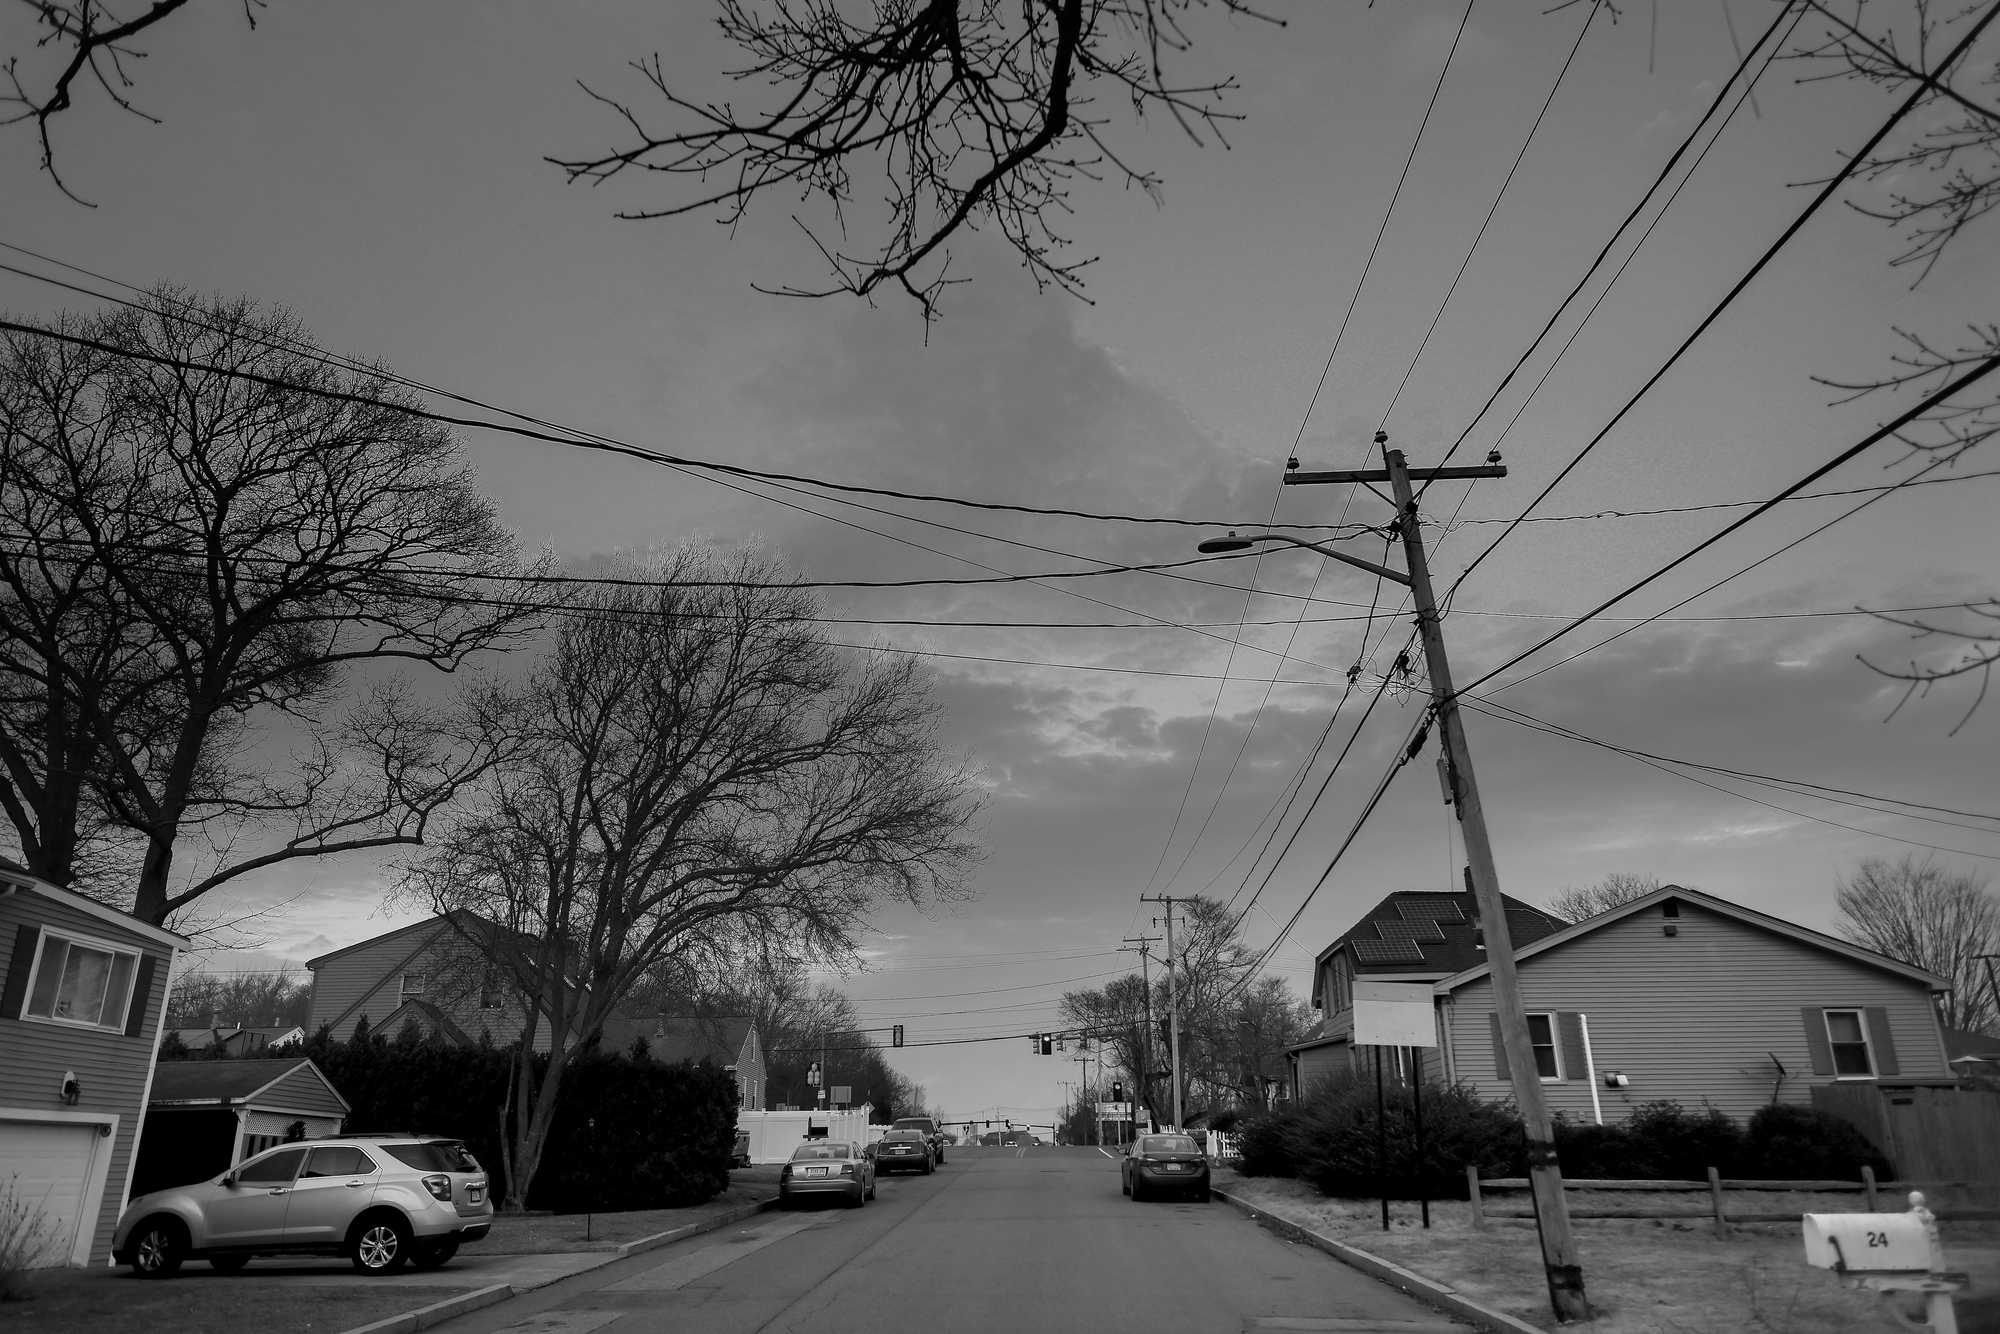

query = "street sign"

[
  {"left": 1353, "top": 980, "right": 1437, "bottom": 1047},
  {"left": 831, "top": 1085, "right": 852, "bottom": 1105},
  {"left": 1095, "top": 1102, "right": 1133, "bottom": 1118}
]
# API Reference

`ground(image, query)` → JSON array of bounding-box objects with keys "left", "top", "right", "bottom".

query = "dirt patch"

[
  {"left": 481, "top": 1168, "right": 780, "bottom": 1253},
  {"left": 0, "top": 1266, "right": 456, "bottom": 1334},
  {"left": 1219, "top": 1173, "right": 2000, "bottom": 1333}
]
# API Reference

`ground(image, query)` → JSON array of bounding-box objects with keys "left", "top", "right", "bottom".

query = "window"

[
  {"left": 1526, "top": 1012, "right": 1562, "bottom": 1080},
  {"left": 236, "top": 1147, "right": 308, "bottom": 1186},
  {"left": 1824, "top": 1009, "right": 1874, "bottom": 1077},
  {"left": 383, "top": 1141, "right": 479, "bottom": 1173},
  {"left": 399, "top": 971, "right": 425, "bottom": 1002},
  {"left": 302, "top": 1146, "right": 377, "bottom": 1178},
  {"left": 24, "top": 931, "right": 138, "bottom": 1030}
]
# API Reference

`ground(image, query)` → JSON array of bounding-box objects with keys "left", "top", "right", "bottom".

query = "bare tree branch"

[{"left": 1834, "top": 853, "right": 2000, "bottom": 1032}]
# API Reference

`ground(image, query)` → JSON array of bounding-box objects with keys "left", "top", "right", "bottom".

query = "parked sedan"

[
  {"left": 1121, "top": 1133, "right": 1211, "bottom": 1202},
  {"left": 872, "top": 1129, "right": 934, "bottom": 1174},
  {"left": 779, "top": 1140, "right": 876, "bottom": 1208}
]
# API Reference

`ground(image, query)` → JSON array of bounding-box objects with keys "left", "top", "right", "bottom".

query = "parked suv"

[
  {"left": 113, "top": 1133, "right": 493, "bottom": 1278},
  {"left": 890, "top": 1115, "right": 946, "bottom": 1165}
]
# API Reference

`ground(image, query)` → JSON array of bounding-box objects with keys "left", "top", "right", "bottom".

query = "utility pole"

[
  {"left": 1140, "top": 896, "right": 1184, "bottom": 1131},
  {"left": 1272, "top": 434, "right": 1589, "bottom": 1322},
  {"left": 1122, "top": 935, "right": 1158, "bottom": 1134}
]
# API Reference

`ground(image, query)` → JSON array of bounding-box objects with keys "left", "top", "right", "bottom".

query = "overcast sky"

[{"left": 4, "top": 1, "right": 1995, "bottom": 1129}]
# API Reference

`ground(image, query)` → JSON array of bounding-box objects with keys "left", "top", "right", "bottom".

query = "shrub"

[
  {"left": 1234, "top": 1105, "right": 1309, "bottom": 1178},
  {"left": 1, "top": 1175, "right": 57, "bottom": 1301},
  {"left": 1741, "top": 1104, "right": 1892, "bottom": 1180},
  {"left": 1279, "top": 1075, "right": 1525, "bottom": 1198}
]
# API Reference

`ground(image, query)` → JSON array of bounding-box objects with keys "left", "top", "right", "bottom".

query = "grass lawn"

[
  {"left": 1, "top": 1266, "right": 458, "bottom": 1334},
  {"left": 1219, "top": 1172, "right": 2000, "bottom": 1334}
]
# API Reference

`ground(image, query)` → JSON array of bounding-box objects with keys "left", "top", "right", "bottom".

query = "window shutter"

[
  {"left": 1557, "top": 1012, "right": 1588, "bottom": 1082},
  {"left": 1, "top": 925, "right": 41, "bottom": 1020},
  {"left": 1863, "top": 1006, "right": 1900, "bottom": 1076},
  {"left": 1488, "top": 1013, "right": 1510, "bottom": 1081},
  {"left": 125, "top": 954, "right": 158, "bottom": 1038},
  {"left": 1801, "top": 1008, "right": 1834, "bottom": 1076}
]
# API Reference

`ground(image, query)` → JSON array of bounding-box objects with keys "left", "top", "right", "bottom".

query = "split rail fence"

[{"left": 1467, "top": 1166, "right": 2000, "bottom": 1235}]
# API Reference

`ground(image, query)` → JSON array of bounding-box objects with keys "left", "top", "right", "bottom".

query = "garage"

[{"left": 0, "top": 1118, "right": 103, "bottom": 1268}]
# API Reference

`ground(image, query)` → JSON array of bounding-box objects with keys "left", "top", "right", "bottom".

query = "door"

[
  {"left": 283, "top": 1144, "right": 378, "bottom": 1245},
  {"left": 206, "top": 1145, "right": 307, "bottom": 1247},
  {"left": 0, "top": 1119, "right": 99, "bottom": 1267}
]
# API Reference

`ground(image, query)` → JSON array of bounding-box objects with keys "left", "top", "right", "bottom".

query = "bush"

[
  {"left": 1741, "top": 1104, "right": 1892, "bottom": 1180},
  {"left": 1269, "top": 1074, "right": 1525, "bottom": 1198},
  {"left": 1, "top": 1175, "right": 57, "bottom": 1300},
  {"left": 1235, "top": 1105, "right": 1309, "bottom": 1178}
]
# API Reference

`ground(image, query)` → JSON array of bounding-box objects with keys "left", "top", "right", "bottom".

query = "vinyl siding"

[
  {"left": 0, "top": 892, "right": 173, "bottom": 1264},
  {"left": 1442, "top": 900, "right": 1949, "bottom": 1124},
  {"left": 308, "top": 921, "right": 555, "bottom": 1052},
  {"left": 258, "top": 1066, "right": 348, "bottom": 1119}
]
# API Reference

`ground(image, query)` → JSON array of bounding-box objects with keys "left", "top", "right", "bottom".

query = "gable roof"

[
  {"left": 1315, "top": 890, "right": 1567, "bottom": 993},
  {"left": 0, "top": 855, "right": 186, "bottom": 950},
  {"left": 148, "top": 1057, "right": 349, "bottom": 1112},
  {"left": 374, "top": 997, "right": 476, "bottom": 1047},
  {"left": 1436, "top": 885, "right": 1950, "bottom": 992}
]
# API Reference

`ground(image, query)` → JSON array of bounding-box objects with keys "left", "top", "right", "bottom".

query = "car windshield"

[
  {"left": 1142, "top": 1135, "right": 1199, "bottom": 1154},
  {"left": 791, "top": 1142, "right": 853, "bottom": 1161},
  {"left": 382, "top": 1141, "right": 481, "bottom": 1173},
  {"left": 883, "top": 1131, "right": 924, "bottom": 1142},
  {"left": 893, "top": 1119, "right": 933, "bottom": 1130}
]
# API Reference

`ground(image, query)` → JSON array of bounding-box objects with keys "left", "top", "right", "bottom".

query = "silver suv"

[{"left": 113, "top": 1133, "right": 493, "bottom": 1277}]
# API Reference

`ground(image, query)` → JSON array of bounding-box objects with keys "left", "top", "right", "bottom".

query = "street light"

[{"left": 1195, "top": 531, "right": 1411, "bottom": 586}]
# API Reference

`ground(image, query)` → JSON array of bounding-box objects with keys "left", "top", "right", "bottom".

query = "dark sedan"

[
  {"left": 872, "top": 1129, "right": 935, "bottom": 1174},
  {"left": 1120, "top": 1133, "right": 1210, "bottom": 1202}
]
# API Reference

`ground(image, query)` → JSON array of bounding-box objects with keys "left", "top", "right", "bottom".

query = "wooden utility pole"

[
  {"left": 1139, "top": 896, "right": 1184, "bottom": 1130},
  {"left": 1275, "top": 434, "right": 1589, "bottom": 1321},
  {"left": 1122, "top": 935, "right": 1158, "bottom": 1132}
]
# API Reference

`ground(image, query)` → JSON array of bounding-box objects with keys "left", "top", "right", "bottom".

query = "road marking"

[
  {"left": 601, "top": 1214, "right": 821, "bottom": 1292},
  {"left": 1244, "top": 1320, "right": 1465, "bottom": 1332},
  {"left": 1097, "top": 1146, "right": 1117, "bottom": 1159}
]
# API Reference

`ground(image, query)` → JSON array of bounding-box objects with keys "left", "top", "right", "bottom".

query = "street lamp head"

[{"left": 1196, "top": 532, "right": 1257, "bottom": 554}]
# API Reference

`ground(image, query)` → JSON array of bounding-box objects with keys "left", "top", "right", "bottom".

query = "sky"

[{"left": 3, "top": 0, "right": 1996, "bottom": 1131}]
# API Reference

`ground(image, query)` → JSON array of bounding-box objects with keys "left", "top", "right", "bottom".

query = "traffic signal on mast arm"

[
  {"left": 892, "top": 1024, "right": 904, "bottom": 1048},
  {"left": 1040, "top": 1034, "right": 1054, "bottom": 1056},
  {"left": 1029, "top": 1033, "right": 1041, "bottom": 1054},
  {"left": 1113, "top": 1080, "right": 1124, "bottom": 1102}
]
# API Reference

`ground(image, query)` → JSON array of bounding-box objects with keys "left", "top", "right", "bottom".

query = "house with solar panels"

[{"left": 1286, "top": 885, "right": 1953, "bottom": 1124}]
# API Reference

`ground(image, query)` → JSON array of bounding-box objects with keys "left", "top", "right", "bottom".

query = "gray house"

[{"left": 1288, "top": 885, "right": 1952, "bottom": 1123}]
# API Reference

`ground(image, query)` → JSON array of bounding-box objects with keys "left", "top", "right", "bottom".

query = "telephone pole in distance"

[
  {"left": 1138, "top": 896, "right": 1184, "bottom": 1131},
  {"left": 1121, "top": 934, "right": 1158, "bottom": 1134}
]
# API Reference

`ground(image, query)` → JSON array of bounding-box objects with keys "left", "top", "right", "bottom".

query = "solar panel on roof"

[
  {"left": 1352, "top": 938, "right": 1425, "bottom": 964},
  {"left": 1375, "top": 919, "right": 1446, "bottom": 942},
  {"left": 1397, "top": 899, "right": 1466, "bottom": 923}
]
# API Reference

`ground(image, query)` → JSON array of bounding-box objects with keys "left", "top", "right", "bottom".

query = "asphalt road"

[{"left": 433, "top": 1144, "right": 1466, "bottom": 1334}]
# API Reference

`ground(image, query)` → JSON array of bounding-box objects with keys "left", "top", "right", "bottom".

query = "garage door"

[{"left": 0, "top": 1120, "right": 98, "bottom": 1267}]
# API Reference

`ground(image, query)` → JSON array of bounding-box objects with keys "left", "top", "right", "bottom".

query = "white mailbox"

[{"left": 1802, "top": 1211, "right": 1936, "bottom": 1273}]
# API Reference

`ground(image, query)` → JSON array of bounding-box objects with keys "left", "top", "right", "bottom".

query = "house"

[
  {"left": 0, "top": 857, "right": 184, "bottom": 1268},
  {"left": 596, "top": 1013, "right": 768, "bottom": 1110},
  {"left": 1287, "top": 885, "right": 1953, "bottom": 1124},
  {"left": 164, "top": 1023, "right": 304, "bottom": 1057},
  {"left": 130, "top": 1057, "right": 349, "bottom": 1197},
  {"left": 304, "top": 911, "right": 561, "bottom": 1051}
]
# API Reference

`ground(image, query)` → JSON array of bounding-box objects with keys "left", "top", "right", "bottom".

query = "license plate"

[
  {"left": 468, "top": 1185, "right": 484, "bottom": 1202},
  {"left": 1162, "top": 1163, "right": 1184, "bottom": 1172},
  {"left": 805, "top": 1166, "right": 828, "bottom": 1177}
]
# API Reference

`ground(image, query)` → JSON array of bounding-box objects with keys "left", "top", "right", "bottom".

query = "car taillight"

[
  {"left": 839, "top": 1164, "right": 855, "bottom": 1177},
  {"left": 780, "top": 1165, "right": 792, "bottom": 1181},
  {"left": 422, "top": 1174, "right": 452, "bottom": 1202}
]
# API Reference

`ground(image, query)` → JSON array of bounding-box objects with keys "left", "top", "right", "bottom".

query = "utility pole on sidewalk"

[
  {"left": 1122, "top": 935, "right": 1158, "bottom": 1133},
  {"left": 1139, "top": 896, "right": 1184, "bottom": 1131},
  {"left": 1204, "top": 433, "right": 1588, "bottom": 1322}
]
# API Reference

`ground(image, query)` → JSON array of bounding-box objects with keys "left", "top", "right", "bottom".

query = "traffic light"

[
  {"left": 1055, "top": 1034, "right": 1066, "bottom": 1053},
  {"left": 1078, "top": 1034, "right": 1090, "bottom": 1051},
  {"left": 1039, "top": 1034, "right": 1053, "bottom": 1056},
  {"left": 1112, "top": 1080, "right": 1124, "bottom": 1102},
  {"left": 984, "top": 1120, "right": 992, "bottom": 1129},
  {"left": 1029, "top": 1032, "right": 1041, "bottom": 1054},
  {"left": 892, "top": 1024, "right": 904, "bottom": 1048}
]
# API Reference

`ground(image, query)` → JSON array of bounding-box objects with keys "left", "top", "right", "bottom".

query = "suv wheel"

[
  {"left": 128, "top": 1217, "right": 186, "bottom": 1278},
  {"left": 350, "top": 1214, "right": 412, "bottom": 1274}
]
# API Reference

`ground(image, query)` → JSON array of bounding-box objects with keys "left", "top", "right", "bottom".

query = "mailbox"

[{"left": 1802, "top": 1211, "right": 1935, "bottom": 1273}]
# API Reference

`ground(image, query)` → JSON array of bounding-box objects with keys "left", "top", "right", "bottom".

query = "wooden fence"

[
  {"left": 1467, "top": 1167, "right": 2000, "bottom": 1234},
  {"left": 1811, "top": 1081, "right": 2000, "bottom": 1188}
]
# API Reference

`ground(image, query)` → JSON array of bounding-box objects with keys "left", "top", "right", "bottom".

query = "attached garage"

[{"left": 0, "top": 1114, "right": 117, "bottom": 1268}]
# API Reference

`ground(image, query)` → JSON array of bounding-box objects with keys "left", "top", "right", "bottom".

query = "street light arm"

[{"left": 1195, "top": 532, "right": 1411, "bottom": 586}]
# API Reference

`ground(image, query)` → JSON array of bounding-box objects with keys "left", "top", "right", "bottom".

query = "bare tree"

[
  {"left": 1, "top": 1, "right": 264, "bottom": 203},
  {"left": 1834, "top": 853, "right": 2000, "bottom": 1033},
  {"left": 552, "top": 0, "right": 1278, "bottom": 319},
  {"left": 1544, "top": 873, "right": 1662, "bottom": 924},
  {"left": 1786, "top": 1, "right": 2000, "bottom": 723},
  {"left": 163, "top": 968, "right": 310, "bottom": 1030},
  {"left": 405, "top": 546, "right": 981, "bottom": 1207},
  {"left": 0, "top": 287, "right": 538, "bottom": 925}
]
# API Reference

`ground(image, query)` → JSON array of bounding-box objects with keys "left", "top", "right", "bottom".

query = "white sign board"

[
  {"left": 1095, "top": 1102, "right": 1133, "bottom": 1119},
  {"left": 1352, "top": 980, "right": 1437, "bottom": 1047}
]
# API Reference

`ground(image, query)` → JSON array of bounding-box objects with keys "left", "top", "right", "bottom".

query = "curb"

[
  {"left": 1213, "top": 1187, "right": 1547, "bottom": 1334},
  {"left": 336, "top": 1284, "right": 516, "bottom": 1334},
  {"left": 336, "top": 1196, "right": 780, "bottom": 1334}
]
